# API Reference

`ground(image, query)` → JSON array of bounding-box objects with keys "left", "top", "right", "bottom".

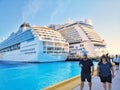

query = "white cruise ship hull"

[{"left": 0, "top": 39, "right": 68, "bottom": 62}]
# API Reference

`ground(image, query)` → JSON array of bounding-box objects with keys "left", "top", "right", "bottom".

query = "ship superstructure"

[
  {"left": 49, "top": 19, "right": 106, "bottom": 57},
  {"left": 0, "top": 23, "right": 69, "bottom": 62}
]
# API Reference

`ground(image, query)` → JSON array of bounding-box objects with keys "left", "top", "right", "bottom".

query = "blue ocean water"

[{"left": 0, "top": 61, "right": 97, "bottom": 90}]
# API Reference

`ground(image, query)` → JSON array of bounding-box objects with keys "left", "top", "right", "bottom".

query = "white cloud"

[
  {"left": 22, "top": 0, "right": 41, "bottom": 22},
  {"left": 50, "top": 0, "right": 72, "bottom": 23}
]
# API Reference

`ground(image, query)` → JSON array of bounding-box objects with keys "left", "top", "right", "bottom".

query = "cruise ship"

[
  {"left": 49, "top": 19, "right": 107, "bottom": 57},
  {"left": 0, "top": 23, "right": 69, "bottom": 62}
]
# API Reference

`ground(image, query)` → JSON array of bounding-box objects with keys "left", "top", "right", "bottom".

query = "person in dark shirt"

[
  {"left": 79, "top": 54, "right": 94, "bottom": 90},
  {"left": 106, "top": 53, "right": 111, "bottom": 62},
  {"left": 97, "top": 55, "right": 114, "bottom": 90}
]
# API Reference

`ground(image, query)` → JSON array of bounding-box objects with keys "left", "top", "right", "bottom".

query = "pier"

[{"left": 73, "top": 70, "right": 120, "bottom": 90}]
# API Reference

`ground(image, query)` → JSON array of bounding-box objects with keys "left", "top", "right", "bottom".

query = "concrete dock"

[{"left": 73, "top": 70, "right": 120, "bottom": 90}]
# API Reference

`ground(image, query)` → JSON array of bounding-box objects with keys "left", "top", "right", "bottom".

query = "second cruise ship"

[
  {"left": 49, "top": 19, "right": 107, "bottom": 57},
  {"left": 0, "top": 23, "right": 69, "bottom": 62}
]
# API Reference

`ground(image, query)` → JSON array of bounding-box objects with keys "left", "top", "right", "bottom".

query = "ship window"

[
  {"left": 69, "top": 46, "right": 74, "bottom": 48},
  {"left": 47, "top": 51, "right": 53, "bottom": 53},
  {"left": 53, "top": 51, "right": 58, "bottom": 53},
  {"left": 24, "top": 51, "right": 36, "bottom": 54},
  {"left": 80, "top": 44, "right": 84, "bottom": 47},
  {"left": 43, "top": 51, "right": 46, "bottom": 53},
  {"left": 44, "top": 38, "right": 51, "bottom": 40},
  {"left": 47, "top": 47, "right": 54, "bottom": 50},
  {"left": 0, "top": 43, "right": 20, "bottom": 52}
]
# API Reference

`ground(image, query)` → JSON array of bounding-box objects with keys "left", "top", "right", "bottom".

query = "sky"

[{"left": 0, "top": 0, "right": 120, "bottom": 55}]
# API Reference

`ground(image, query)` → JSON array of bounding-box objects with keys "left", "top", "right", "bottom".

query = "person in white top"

[{"left": 113, "top": 55, "right": 120, "bottom": 70}]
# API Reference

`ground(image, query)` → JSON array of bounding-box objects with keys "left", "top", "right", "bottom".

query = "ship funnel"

[
  {"left": 20, "top": 23, "right": 31, "bottom": 31},
  {"left": 85, "top": 18, "right": 93, "bottom": 26}
]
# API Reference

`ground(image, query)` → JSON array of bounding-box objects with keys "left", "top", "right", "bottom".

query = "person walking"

[
  {"left": 97, "top": 55, "right": 114, "bottom": 90},
  {"left": 113, "top": 55, "right": 120, "bottom": 70},
  {"left": 79, "top": 54, "right": 94, "bottom": 90}
]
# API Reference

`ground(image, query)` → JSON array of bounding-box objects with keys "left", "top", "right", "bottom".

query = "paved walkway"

[{"left": 73, "top": 70, "right": 120, "bottom": 90}]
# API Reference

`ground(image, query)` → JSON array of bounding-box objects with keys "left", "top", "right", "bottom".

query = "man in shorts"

[{"left": 79, "top": 54, "right": 94, "bottom": 90}]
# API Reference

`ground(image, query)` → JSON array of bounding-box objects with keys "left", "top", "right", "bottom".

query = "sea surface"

[{"left": 0, "top": 61, "right": 97, "bottom": 90}]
